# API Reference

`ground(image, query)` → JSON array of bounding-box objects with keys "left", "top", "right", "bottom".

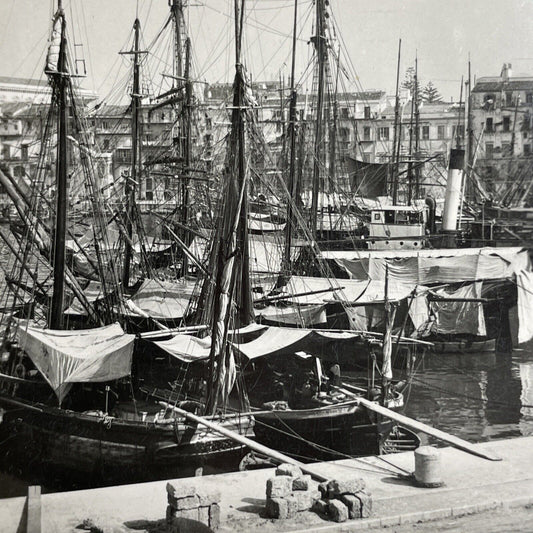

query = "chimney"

[{"left": 501, "top": 63, "right": 513, "bottom": 81}]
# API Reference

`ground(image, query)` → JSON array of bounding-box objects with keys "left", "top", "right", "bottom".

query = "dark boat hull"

[
  {"left": 253, "top": 402, "right": 395, "bottom": 460},
  {"left": 0, "top": 396, "right": 251, "bottom": 488}
]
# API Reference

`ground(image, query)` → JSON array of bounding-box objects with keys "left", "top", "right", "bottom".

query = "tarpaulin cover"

[
  {"left": 232, "top": 326, "right": 362, "bottom": 360},
  {"left": 153, "top": 326, "right": 363, "bottom": 363},
  {"left": 15, "top": 322, "right": 134, "bottom": 403},
  {"left": 64, "top": 281, "right": 108, "bottom": 316},
  {"left": 127, "top": 278, "right": 197, "bottom": 319},
  {"left": 255, "top": 304, "right": 327, "bottom": 327},
  {"left": 429, "top": 282, "right": 486, "bottom": 336},
  {"left": 279, "top": 276, "right": 419, "bottom": 305},
  {"left": 322, "top": 247, "right": 529, "bottom": 284},
  {"left": 517, "top": 270, "right": 533, "bottom": 344},
  {"left": 152, "top": 335, "right": 213, "bottom": 363}
]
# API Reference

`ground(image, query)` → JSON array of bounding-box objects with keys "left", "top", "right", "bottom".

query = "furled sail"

[{"left": 45, "top": 12, "right": 65, "bottom": 78}]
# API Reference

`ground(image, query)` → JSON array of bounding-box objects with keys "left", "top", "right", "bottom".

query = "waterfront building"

[{"left": 471, "top": 63, "right": 533, "bottom": 204}]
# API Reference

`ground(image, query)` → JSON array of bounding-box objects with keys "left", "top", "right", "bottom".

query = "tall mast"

[
  {"left": 407, "top": 60, "right": 415, "bottom": 204},
  {"left": 281, "top": 0, "right": 299, "bottom": 276},
  {"left": 205, "top": 0, "right": 251, "bottom": 414},
  {"left": 181, "top": 37, "right": 192, "bottom": 275},
  {"left": 171, "top": 0, "right": 184, "bottom": 80},
  {"left": 391, "top": 39, "right": 401, "bottom": 205},
  {"left": 413, "top": 55, "right": 420, "bottom": 200},
  {"left": 328, "top": 51, "right": 341, "bottom": 196},
  {"left": 50, "top": 0, "right": 68, "bottom": 329},
  {"left": 122, "top": 18, "right": 142, "bottom": 290},
  {"left": 310, "top": 0, "right": 327, "bottom": 239}
]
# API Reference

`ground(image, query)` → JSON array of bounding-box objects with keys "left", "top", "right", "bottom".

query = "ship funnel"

[{"left": 442, "top": 148, "right": 465, "bottom": 232}]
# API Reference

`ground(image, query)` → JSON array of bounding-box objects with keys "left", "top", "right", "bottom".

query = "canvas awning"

[
  {"left": 322, "top": 247, "right": 529, "bottom": 284},
  {"left": 126, "top": 278, "right": 197, "bottom": 320},
  {"left": 150, "top": 325, "right": 363, "bottom": 364},
  {"left": 15, "top": 322, "right": 134, "bottom": 403},
  {"left": 232, "top": 326, "right": 363, "bottom": 361},
  {"left": 151, "top": 335, "right": 213, "bottom": 363},
  {"left": 278, "top": 276, "right": 419, "bottom": 305}
]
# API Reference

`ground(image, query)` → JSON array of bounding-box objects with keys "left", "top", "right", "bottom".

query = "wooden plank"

[
  {"left": 26, "top": 485, "right": 41, "bottom": 533},
  {"left": 357, "top": 397, "right": 501, "bottom": 461},
  {"left": 161, "top": 402, "right": 329, "bottom": 482}
]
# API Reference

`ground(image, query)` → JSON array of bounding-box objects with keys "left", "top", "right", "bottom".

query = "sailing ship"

[
  {"left": 0, "top": 1, "right": 254, "bottom": 488},
  {"left": 136, "top": 0, "right": 420, "bottom": 462}
]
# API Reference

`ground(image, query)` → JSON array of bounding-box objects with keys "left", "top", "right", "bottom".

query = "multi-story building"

[
  {"left": 471, "top": 63, "right": 533, "bottom": 203},
  {"left": 0, "top": 76, "right": 97, "bottom": 105}
]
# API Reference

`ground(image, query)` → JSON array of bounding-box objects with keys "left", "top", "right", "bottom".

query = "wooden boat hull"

[
  {"left": 0, "top": 396, "right": 252, "bottom": 488},
  {"left": 253, "top": 402, "right": 395, "bottom": 460}
]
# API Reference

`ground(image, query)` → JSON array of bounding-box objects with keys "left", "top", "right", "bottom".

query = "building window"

[
  {"left": 524, "top": 144, "right": 531, "bottom": 156},
  {"left": 146, "top": 191, "right": 153, "bottom": 201},
  {"left": 206, "top": 117, "right": 212, "bottom": 130},
  {"left": 21, "top": 144, "right": 28, "bottom": 161},
  {"left": 378, "top": 127, "right": 389, "bottom": 140},
  {"left": 340, "top": 107, "right": 349, "bottom": 118},
  {"left": 363, "top": 126, "right": 371, "bottom": 141},
  {"left": 339, "top": 127, "right": 350, "bottom": 141},
  {"left": 437, "top": 125, "right": 445, "bottom": 140},
  {"left": 485, "top": 142, "right": 494, "bottom": 158},
  {"left": 103, "top": 138, "right": 110, "bottom": 150},
  {"left": 364, "top": 106, "right": 371, "bottom": 119},
  {"left": 502, "top": 143, "right": 511, "bottom": 156},
  {"left": 506, "top": 92, "right": 513, "bottom": 107},
  {"left": 526, "top": 93, "right": 533, "bottom": 104},
  {"left": 422, "top": 125, "right": 430, "bottom": 140},
  {"left": 484, "top": 94, "right": 495, "bottom": 110},
  {"left": 2, "top": 145, "right": 10, "bottom": 159},
  {"left": 485, "top": 118, "right": 493, "bottom": 133},
  {"left": 503, "top": 116, "right": 511, "bottom": 132}
]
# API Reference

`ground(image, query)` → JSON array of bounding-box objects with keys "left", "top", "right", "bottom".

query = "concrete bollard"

[{"left": 414, "top": 446, "right": 444, "bottom": 488}]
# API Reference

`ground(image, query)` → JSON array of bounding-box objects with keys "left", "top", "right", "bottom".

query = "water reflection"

[{"left": 403, "top": 346, "right": 533, "bottom": 443}]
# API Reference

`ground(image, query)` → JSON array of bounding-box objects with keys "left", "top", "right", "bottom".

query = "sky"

[{"left": 1, "top": 0, "right": 532, "bottom": 103}]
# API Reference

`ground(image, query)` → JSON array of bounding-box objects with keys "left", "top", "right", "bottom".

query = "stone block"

[
  {"left": 355, "top": 490, "right": 372, "bottom": 518},
  {"left": 174, "top": 495, "right": 200, "bottom": 511},
  {"left": 209, "top": 503, "right": 220, "bottom": 529},
  {"left": 198, "top": 506, "right": 209, "bottom": 525},
  {"left": 289, "top": 491, "right": 313, "bottom": 512},
  {"left": 197, "top": 490, "right": 222, "bottom": 506},
  {"left": 275, "top": 463, "right": 302, "bottom": 477},
  {"left": 326, "top": 478, "right": 366, "bottom": 498},
  {"left": 266, "top": 475, "right": 293, "bottom": 498},
  {"left": 340, "top": 494, "right": 361, "bottom": 519},
  {"left": 167, "top": 482, "right": 197, "bottom": 500},
  {"left": 312, "top": 499, "right": 329, "bottom": 516},
  {"left": 167, "top": 482, "right": 198, "bottom": 509},
  {"left": 177, "top": 508, "right": 198, "bottom": 521},
  {"left": 285, "top": 495, "right": 299, "bottom": 518},
  {"left": 328, "top": 499, "right": 349, "bottom": 523},
  {"left": 292, "top": 474, "right": 311, "bottom": 491},
  {"left": 266, "top": 498, "right": 289, "bottom": 519}
]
